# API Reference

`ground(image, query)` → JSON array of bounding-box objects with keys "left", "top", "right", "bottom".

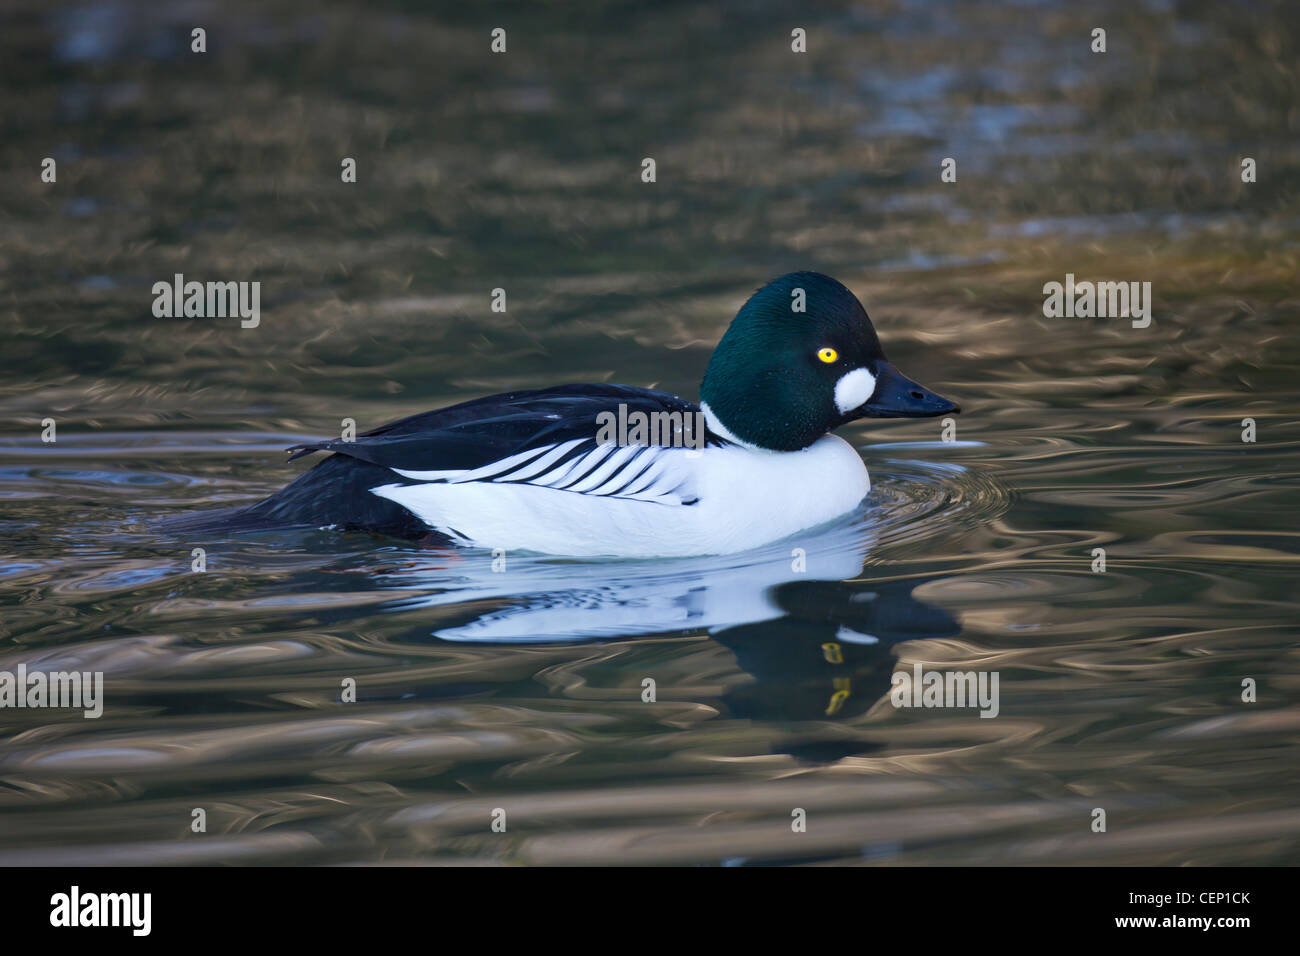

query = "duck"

[{"left": 168, "top": 272, "right": 958, "bottom": 557}]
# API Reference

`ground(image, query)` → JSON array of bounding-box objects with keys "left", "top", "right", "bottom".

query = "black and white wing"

[{"left": 287, "top": 383, "right": 726, "bottom": 506}]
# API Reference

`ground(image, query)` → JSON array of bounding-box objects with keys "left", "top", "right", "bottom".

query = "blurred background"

[{"left": 0, "top": 0, "right": 1297, "bottom": 865}]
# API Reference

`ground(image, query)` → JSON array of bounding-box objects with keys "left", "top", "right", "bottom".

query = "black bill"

[{"left": 848, "top": 361, "right": 960, "bottom": 420}]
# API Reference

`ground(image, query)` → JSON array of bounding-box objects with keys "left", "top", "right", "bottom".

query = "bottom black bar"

[{"left": 1, "top": 865, "right": 1281, "bottom": 941}]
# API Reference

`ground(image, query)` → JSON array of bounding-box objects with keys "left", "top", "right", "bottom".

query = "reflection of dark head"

[{"left": 711, "top": 577, "right": 960, "bottom": 762}]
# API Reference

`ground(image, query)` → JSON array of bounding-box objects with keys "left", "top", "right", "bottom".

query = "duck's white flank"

[{"left": 369, "top": 434, "right": 870, "bottom": 558}]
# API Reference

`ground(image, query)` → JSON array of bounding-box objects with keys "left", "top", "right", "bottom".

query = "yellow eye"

[{"left": 817, "top": 347, "right": 838, "bottom": 364}]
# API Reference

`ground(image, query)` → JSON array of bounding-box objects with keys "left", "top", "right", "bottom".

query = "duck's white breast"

[{"left": 369, "top": 434, "right": 869, "bottom": 558}]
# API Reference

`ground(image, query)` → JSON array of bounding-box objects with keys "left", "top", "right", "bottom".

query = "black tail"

[{"left": 157, "top": 454, "right": 432, "bottom": 540}]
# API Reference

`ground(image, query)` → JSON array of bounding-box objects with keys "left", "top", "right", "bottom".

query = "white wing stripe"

[
  {"left": 531, "top": 453, "right": 592, "bottom": 487},
  {"left": 565, "top": 444, "right": 643, "bottom": 493},
  {"left": 619, "top": 455, "right": 671, "bottom": 496},
  {"left": 389, "top": 443, "right": 551, "bottom": 483},
  {"left": 588, "top": 446, "right": 658, "bottom": 496},
  {"left": 494, "top": 438, "right": 586, "bottom": 482},
  {"left": 455, "top": 443, "right": 553, "bottom": 483},
  {"left": 554, "top": 445, "right": 617, "bottom": 489},
  {"left": 385, "top": 439, "right": 695, "bottom": 507}
]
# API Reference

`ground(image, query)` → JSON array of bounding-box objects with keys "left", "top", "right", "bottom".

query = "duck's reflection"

[
  {"left": 709, "top": 576, "right": 959, "bottom": 762},
  {"left": 376, "top": 515, "right": 960, "bottom": 760},
  {"left": 389, "top": 520, "right": 875, "bottom": 643},
  {"left": 713, "top": 576, "right": 959, "bottom": 718}
]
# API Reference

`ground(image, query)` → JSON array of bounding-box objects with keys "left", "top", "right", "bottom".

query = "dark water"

[{"left": 1, "top": 0, "right": 1298, "bottom": 865}]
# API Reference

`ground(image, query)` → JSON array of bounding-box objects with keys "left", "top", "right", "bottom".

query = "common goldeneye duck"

[{"left": 172, "top": 271, "right": 958, "bottom": 557}]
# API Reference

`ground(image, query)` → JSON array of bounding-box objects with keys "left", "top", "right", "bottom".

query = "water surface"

[{"left": 1, "top": 0, "right": 1298, "bottom": 865}]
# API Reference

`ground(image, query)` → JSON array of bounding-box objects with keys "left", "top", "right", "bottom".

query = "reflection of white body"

[
  {"left": 372, "top": 434, "right": 870, "bottom": 559},
  {"left": 382, "top": 511, "right": 876, "bottom": 642}
]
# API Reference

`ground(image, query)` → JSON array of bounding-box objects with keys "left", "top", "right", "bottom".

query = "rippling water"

[{"left": 1, "top": 0, "right": 1298, "bottom": 865}]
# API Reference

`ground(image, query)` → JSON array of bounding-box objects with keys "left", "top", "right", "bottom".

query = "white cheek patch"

[{"left": 833, "top": 367, "right": 877, "bottom": 414}]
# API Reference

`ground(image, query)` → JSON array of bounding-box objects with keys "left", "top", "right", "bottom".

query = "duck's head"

[{"left": 699, "top": 271, "right": 959, "bottom": 452}]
